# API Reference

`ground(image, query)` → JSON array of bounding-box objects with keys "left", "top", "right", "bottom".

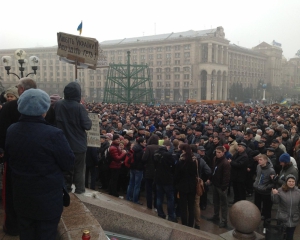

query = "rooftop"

[{"left": 100, "top": 28, "right": 219, "bottom": 46}]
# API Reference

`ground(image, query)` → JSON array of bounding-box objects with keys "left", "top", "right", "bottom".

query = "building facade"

[{"left": 0, "top": 27, "right": 287, "bottom": 102}]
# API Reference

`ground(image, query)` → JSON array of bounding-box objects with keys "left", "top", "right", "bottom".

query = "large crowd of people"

[{"left": 1, "top": 78, "right": 300, "bottom": 239}]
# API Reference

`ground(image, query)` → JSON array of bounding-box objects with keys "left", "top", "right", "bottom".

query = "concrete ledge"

[
  {"left": 77, "top": 190, "right": 223, "bottom": 240},
  {"left": 57, "top": 193, "right": 107, "bottom": 240}
]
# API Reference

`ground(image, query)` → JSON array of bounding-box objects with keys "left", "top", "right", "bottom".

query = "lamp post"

[
  {"left": 262, "top": 83, "right": 267, "bottom": 101},
  {"left": 2, "top": 49, "right": 39, "bottom": 79}
]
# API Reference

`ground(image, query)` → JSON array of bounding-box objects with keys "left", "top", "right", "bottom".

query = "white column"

[
  {"left": 215, "top": 44, "right": 218, "bottom": 64},
  {"left": 223, "top": 75, "right": 228, "bottom": 100},
  {"left": 220, "top": 46, "right": 224, "bottom": 64},
  {"left": 218, "top": 76, "right": 223, "bottom": 100},
  {"left": 208, "top": 43, "right": 212, "bottom": 63}
]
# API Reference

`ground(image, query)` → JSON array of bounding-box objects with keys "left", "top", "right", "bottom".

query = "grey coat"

[
  {"left": 253, "top": 161, "right": 275, "bottom": 195},
  {"left": 272, "top": 187, "right": 300, "bottom": 227}
]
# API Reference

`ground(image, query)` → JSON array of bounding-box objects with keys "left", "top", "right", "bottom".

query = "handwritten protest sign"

[
  {"left": 87, "top": 113, "right": 100, "bottom": 147},
  {"left": 57, "top": 32, "right": 99, "bottom": 66}
]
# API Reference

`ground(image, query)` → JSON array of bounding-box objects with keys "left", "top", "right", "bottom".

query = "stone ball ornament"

[{"left": 229, "top": 200, "right": 261, "bottom": 239}]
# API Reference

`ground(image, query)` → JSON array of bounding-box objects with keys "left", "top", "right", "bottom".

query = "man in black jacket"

[
  {"left": 207, "top": 146, "right": 231, "bottom": 228},
  {"left": 154, "top": 140, "right": 177, "bottom": 222},
  {"left": 228, "top": 142, "right": 248, "bottom": 204}
]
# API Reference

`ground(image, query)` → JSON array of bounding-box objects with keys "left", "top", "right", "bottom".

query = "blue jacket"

[
  {"left": 54, "top": 82, "right": 92, "bottom": 153},
  {"left": 5, "top": 115, "right": 75, "bottom": 220}
]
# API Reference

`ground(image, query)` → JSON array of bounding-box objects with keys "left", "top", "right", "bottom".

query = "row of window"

[
  {"left": 155, "top": 74, "right": 190, "bottom": 80},
  {"left": 107, "top": 45, "right": 191, "bottom": 55},
  {"left": 156, "top": 81, "right": 190, "bottom": 87}
]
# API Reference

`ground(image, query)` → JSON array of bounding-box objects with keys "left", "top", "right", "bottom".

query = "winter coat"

[
  {"left": 253, "top": 161, "right": 275, "bottom": 195},
  {"left": 154, "top": 146, "right": 175, "bottom": 185},
  {"left": 272, "top": 187, "right": 300, "bottom": 227},
  {"left": 109, "top": 143, "right": 126, "bottom": 169},
  {"left": 0, "top": 100, "right": 19, "bottom": 148},
  {"left": 174, "top": 153, "right": 197, "bottom": 194},
  {"left": 142, "top": 144, "right": 160, "bottom": 179},
  {"left": 54, "top": 82, "right": 92, "bottom": 153},
  {"left": 230, "top": 151, "right": 248, "bottom": 183},
  {"left": 5, "top": 115, "right": 75, "bottom": 220},
  {"left": 211, "top": 155, "right": 231, "bottom": 191},
  {"left": 131, "top": 143, "right": 145, "bottom": 171}
]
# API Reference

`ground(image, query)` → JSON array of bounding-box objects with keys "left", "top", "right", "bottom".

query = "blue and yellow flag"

[
  {"left": 77, "top": 21, "right": 82, "bottom": 35},
  {"left": 280, "top": 99, "right": 287, "bottom": 105}
]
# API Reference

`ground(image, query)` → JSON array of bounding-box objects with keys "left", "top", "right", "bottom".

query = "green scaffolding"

[{"left": 103, "top": 51, "right": 154, "bottom": 105}]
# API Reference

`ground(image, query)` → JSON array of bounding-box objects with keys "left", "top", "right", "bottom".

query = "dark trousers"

[
  {"left": 145, "top": 178, "right": 157, "bottom": 209},
  {"left": 156, "top": 184, "right": 176, "bottom": 220},
  {"left": 3, "top": 162, "right": 19, "bottom": 235},
  {"left": 85, "top": 165, "right": 97, "bottom": 190},
  {"left": 254, "top": 191, "right": 272, "bottom": 222},
  {"left": 98, "top": 163, "right": 109, "bottom": 189},
  {"left": 286, "top": 227, "right": 296, "bottom": 240},
  {"left": 108, "top": 168, "right": 120, "bottom": 197},
  {"left": 179, "top": 191, "right": 195, "bottom": 227},
  {"left": 232, "top": 181, "right": 246, "bottom": 203},
  {"left": 64, "top": 152, "right": 86, "bottom": 194},
  {"left": 245, "top": 171, "right": 254, "bottom": 194},
  {"left": 200, "top": 184, "right": 209, "bottom": 207},
  {"left": 18, "top": 216, "right": 60, "bottom": 240},
  {"left": 213, "top": 186, "right": 228, "bottom": 223}
]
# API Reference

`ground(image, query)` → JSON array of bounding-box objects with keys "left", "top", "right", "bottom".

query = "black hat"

[
  {"left": 232, "top": 127, "right": 239, "bottom": 131},
  {"left": 197, "top": 146, "right": 206, "bottom": 151},
  {"left": 200, "top": 136, "right": 208, "bottom": 141},
  {"left": 100, "top": 135, "right": 107, "bottom": 139},
  {"left": 225, "top": 128, "right": 231, "bottom": 132},
  {"left": 266, "top": 147, "right": 275, "bottom": 152},
  {"left": 195, "top": 127, "right": 202, "bottom": 132},
  {"left": 207, "top": 127, "right": 213, "bottom": 130},
  {"left": 258, "top": 140, "right": 265, "bottom": 144},
  {"left": 251, "top": 150, "right": 260, "bottom": 158},
  {"left": 272, "top": 139, "right": 280, "bottom": 144},
  {"left": 238, "top": 142, "right": 247, "bottom": 148},
  {"left": 112, "top": 134, "right": 120, "bottom": 141},
  {"left": 229, "top": 134, "right": 236, "bottom": 140},
  {"left": 138, "top": 126, "right": 145, "bottom": 130},
  {"left": 246, "top": 129, "right": 254, "bottom": 134}
]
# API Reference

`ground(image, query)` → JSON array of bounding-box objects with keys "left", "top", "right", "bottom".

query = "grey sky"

[{"left": 1, "top": 0, "right": 299, "bottom": 59}]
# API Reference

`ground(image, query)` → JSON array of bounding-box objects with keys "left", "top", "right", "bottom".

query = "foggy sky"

[{"left": 1, "top": 0, "right": 299, "bottom": 59}]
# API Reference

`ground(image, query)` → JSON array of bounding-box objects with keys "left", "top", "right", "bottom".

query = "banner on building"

[{"left": 87, "top": 113, "right": 100, "bottom": 147}]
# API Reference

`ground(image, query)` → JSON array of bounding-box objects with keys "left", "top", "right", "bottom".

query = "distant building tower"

[{"left": 103, "top": 51, "right": 153, "bottom": 104}]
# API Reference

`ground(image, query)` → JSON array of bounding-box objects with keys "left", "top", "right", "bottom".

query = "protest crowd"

[{"left": 1, "top": 78, "right": 300, "bottom": 239}]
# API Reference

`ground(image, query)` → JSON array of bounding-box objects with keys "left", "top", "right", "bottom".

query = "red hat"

[{"left": 223, "top": 144, "right": 230, "bottom": 151}]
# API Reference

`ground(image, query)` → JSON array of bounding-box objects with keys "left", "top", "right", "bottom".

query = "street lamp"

[{"left": 2, "top": 49, "right": 39, "bottom": 79}]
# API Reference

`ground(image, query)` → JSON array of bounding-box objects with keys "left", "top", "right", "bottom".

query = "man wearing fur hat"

[
  {"left": 0, "top": 77, "right": 37, "bottom": 236},
  {"left": 5, "top": 89, "right": 75, "bottom": 239},
  {"left": 54, "top": 82, "right": 92, "bottom": 194}
]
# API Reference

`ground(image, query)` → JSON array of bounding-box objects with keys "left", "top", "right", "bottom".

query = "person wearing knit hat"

[
  {"left": 4, "top": 86, "right": 19, "bottom": 102},
  {"left": 272, "top": 173, "right": 300, "bottom": 240},
  {"left": 5, "top": 87, "right": 75, "bottom": 239},
  {"left": 18, "top": 89, "right": 50, "bottom": 116},
  {"left": 271, "top": 153, "right": 298, "bottom": 189}
]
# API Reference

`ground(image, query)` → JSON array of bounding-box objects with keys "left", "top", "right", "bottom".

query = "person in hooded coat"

[{"left": 54, "top": 82, "right": 92, "bottom": 194}]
